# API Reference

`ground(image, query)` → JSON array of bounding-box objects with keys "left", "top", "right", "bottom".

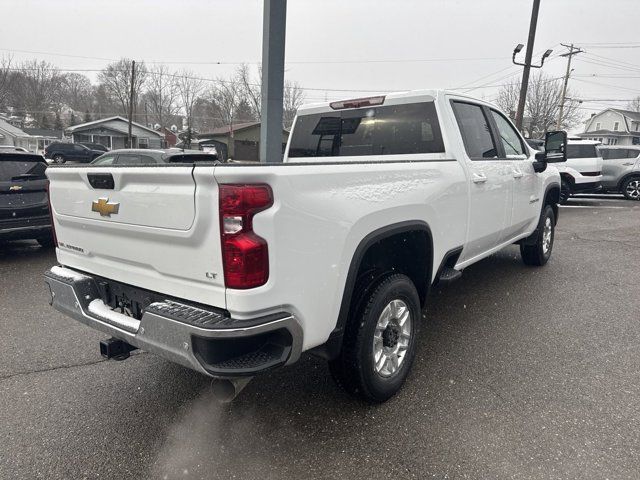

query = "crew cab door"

[
  {"left": 488, "top": 108, "right": 540, "bottom": 239},
  {"left": 451, "top": 100, "right": 512, "bottom": 262}
]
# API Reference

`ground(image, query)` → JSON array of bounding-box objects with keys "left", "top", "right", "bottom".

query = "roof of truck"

[{"left": 297, "top": 89, "right": 491, "bottom": 115}]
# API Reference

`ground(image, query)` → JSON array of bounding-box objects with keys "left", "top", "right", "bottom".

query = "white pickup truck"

[{"left": 44, "top": 90, "right": 567, "bottom": 402}]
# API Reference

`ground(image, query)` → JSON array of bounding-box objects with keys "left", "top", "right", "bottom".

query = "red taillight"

[
  {"left": 219, "top": 184, "right": 273, "bottom": 289},
  {"left": 46, "top": 181, "right": 58, "bottom": 246}
]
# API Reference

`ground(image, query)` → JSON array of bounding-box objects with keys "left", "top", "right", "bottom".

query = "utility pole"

[
  {"left": 127, "top": 60, "right": 136, "bottom": 148},
  {"left": 514, "top": 0, "right": 541, "bottom": 131},
  {"left": 556, "top": 43, "right": 583, "bottom": 129}
]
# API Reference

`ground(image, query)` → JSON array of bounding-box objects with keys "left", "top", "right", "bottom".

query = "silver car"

[{"left": 599, "top": 146, "right": 640, "bottom": 201}]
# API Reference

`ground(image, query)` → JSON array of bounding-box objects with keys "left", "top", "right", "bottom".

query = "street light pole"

[
  {"left": 259, "top": 0, "right": 287, "bottom": 163},
  {"left": 514, "top": 0, "right": 541, "bottom": 131}
]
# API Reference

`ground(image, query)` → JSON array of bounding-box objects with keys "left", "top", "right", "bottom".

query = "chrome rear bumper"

[{"left": 44, "top": 266, "right": 302, "bottom": 377}]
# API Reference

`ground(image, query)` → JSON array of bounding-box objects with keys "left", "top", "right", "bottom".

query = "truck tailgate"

[{"left": 46, "top": 166, "right": 226, "bottom": 308}]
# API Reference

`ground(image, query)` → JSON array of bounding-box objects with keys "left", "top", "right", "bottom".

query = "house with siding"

[
  {"left": 0, "top": 117, "right": 38, "bottom": 152},
  {"left": 66, "top": 116, "right": 164, "bottom": 149},
  {"left": 576, "top": 108, "right": 640, "bottom": 146},
  {"left": 194, "top": 122, "right": 289, "bottom": 161}
]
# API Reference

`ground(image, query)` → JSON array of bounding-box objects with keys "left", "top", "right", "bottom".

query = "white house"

[
  {"left": 577, "top": 108, "right": 640, "bottom": 146},
  {"left": 66, "top": 116, "right": 165, "bottom": 149},
  {"left": 0, "top": 117, "right": 38, "bottom": 152}
]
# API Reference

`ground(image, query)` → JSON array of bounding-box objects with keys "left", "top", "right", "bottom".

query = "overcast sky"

[{"left": 2, "top": 0, "right": 640, "bottom": 119}]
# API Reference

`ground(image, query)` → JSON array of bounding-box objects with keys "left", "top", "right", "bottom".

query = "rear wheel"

[
  {"left": 52, "top": 154, "right": 65, "bottom": 164},
  {"left": 622, "top": 177, "right": 640, "bottom": 201},
  {"left": 520, "top": 204, "right": 555, "bottom": 266},
  {"left": 329, "top": 273, "right": 421, "bottom": 403}
]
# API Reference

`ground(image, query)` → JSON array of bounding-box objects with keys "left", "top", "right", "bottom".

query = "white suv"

[{"left": 555, "top": 140, "right": 603, "bottom": 203}]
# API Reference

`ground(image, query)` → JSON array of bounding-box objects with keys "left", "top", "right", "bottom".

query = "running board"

[{"left": 437, "top": 267, "right": 462, "bottom": 285}]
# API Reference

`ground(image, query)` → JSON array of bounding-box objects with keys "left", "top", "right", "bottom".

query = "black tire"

[
  {"left": 37, "top": 236, "right": 55, "bottom": 248},
  {"left": 52, "top": 154, "right": 65, "bottom": 164},
  {"left": 520, "top": 204, "right": 555, "bottom": 266},
  {"left": 621, "top": 177, "right": 640, "bottom": 201},
  {"left": 329, "top": 273, "right": 421, "bottom": 403},
  {"left": 559, "top": 179, "right": 571, "bottom": 204}
]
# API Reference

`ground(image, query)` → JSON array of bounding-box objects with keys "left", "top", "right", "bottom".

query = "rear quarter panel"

[{"left": 213, "top": 160, "right": 467, "bottom": 350}]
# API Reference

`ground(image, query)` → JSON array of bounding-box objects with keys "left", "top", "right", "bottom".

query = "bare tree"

[
  {"left": 144, "top": 65, "right": 180, "bottom": 128},
  {"left": 12, "top": 60, "right": 62, "bottom": 127},
  {"left": 98, "top": 58, "right": 147, "bottom": 117},
  {"left": 627, "top": 96, "right": 640, "bottom": 112},
  {"left": 495, "top": 78, "right": 520, "bottom": 120},
  {"left": 283, "top": 80, "right": 305, "bottom": 128},
  {"left": 237, "top": 63, "right": 305, "bottom": 127},
  {"left": 211, "top": 79, "right": 241, "bottom": 127},
  {"left": 60, "top": 73, "right": 93, "bottom": 112},
  {"left": 177, "top": 70, "right": 205, "bottom": 148},
  {"left": 237, "top": 64, "right": 261, "bottom": 119},
  {"left": 496, "top": 72, "right": 582, "bottom": 137},
  {"left": 0, "top": 55, "right": 14, "bottom": 111}
]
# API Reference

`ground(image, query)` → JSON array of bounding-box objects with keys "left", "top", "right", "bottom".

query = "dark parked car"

[
  {"left": 91, "top": 148, "right": 218, "bottom": 166},
  {"left": 44, "top": 142, "right": 104, "bottom": 164},
  {"left": 0, "top": 152, "right": 53, "bottom": 246},
  {"left": 78, "top": 142, "right": 109, "bottom": 152}
]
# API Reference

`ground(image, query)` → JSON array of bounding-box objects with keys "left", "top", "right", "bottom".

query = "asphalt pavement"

[{"left": 1, "top": 194, "right": 639, "bottom": 479}]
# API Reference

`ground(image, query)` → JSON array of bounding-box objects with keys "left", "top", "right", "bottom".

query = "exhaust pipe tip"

[{"left": 210, "top": 377, "right": 252, "bottom": 403}]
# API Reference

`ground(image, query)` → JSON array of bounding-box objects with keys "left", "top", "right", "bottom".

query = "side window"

[
  {"left": 92, "top": 155, "right": 115, "bottom": 165},
  {"left": 73, "top": 145, "right": 86, "bottom": 152},
  {"left": 451, "top": 102, "right": 498, "bottom": 159},
  {"left": 602, "top": 149, "right": 628, "bottom": 160},
  {"left": 490, "top": 110, "right": 526, "bottom": 157},
  {"left": 628, "top": 149, "right": 640, "bottom": 159},
  {"left": 115, "top": 154, "right": 157, "bottom": 165}
]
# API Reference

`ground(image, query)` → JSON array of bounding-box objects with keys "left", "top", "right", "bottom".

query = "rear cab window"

[{"left": 287, "top": 101, "right": 445, "bottom": 159}]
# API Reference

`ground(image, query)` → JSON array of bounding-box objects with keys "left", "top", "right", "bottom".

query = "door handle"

[
  {"left": 622, "top": 162, "right": 634, "bottom": 166},
  {"left": 513, "top": 170, "right": 524, "bottom": 179},
  {"left": 472, "top": 173, "right": 488, "bottom": 184}
]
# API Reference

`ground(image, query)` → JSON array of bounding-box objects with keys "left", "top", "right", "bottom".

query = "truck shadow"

[{"left": 0, "top": 239, "right": 54, "bottom": 261}]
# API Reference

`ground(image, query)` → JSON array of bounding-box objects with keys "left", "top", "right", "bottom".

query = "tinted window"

[
  {"left": 91, "top": 155, "right": 116, "bottom": 165},
  {"left": 0, "top": 159, "right": 47, "bottom": 180},
  {"left": 288, "top": 102, "right": 444, "bottom": 158},
  {"left": 115, "top": 154, "right": 158, "bottom": 165},
  {"left": 601, "top": 149, "right": 629, "bottom": 160},
  {"left": 73, "top": 145, "right": 87, "bottom": 152},
  {"left": 452, "top": 102, "right": 498, "bottom": 159},
  {"left": 490, "top": 110, "right": 525, "bottom": 156},
  {"left": 567, "top": 144, "right": 598, "bottom": 159}
]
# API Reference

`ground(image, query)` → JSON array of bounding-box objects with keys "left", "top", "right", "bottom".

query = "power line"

[{"left": 0, "top": 47, "right": 509, "bottom": 66}]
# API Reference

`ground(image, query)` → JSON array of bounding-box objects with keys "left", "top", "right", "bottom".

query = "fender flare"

[
  {"left": 327, "top": 221, "right": 433, "bottom": 349},
  {"left": 521, "top": 182, "right": 561, "bottom": 246}
]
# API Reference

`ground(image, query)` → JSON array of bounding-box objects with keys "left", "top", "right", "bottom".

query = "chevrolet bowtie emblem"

[
  {"left": 9, "top": 185, "right": 22, "bottom": 191},
  {"left": 91, "top": 197, "right": 120, "bottom": 217}
]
